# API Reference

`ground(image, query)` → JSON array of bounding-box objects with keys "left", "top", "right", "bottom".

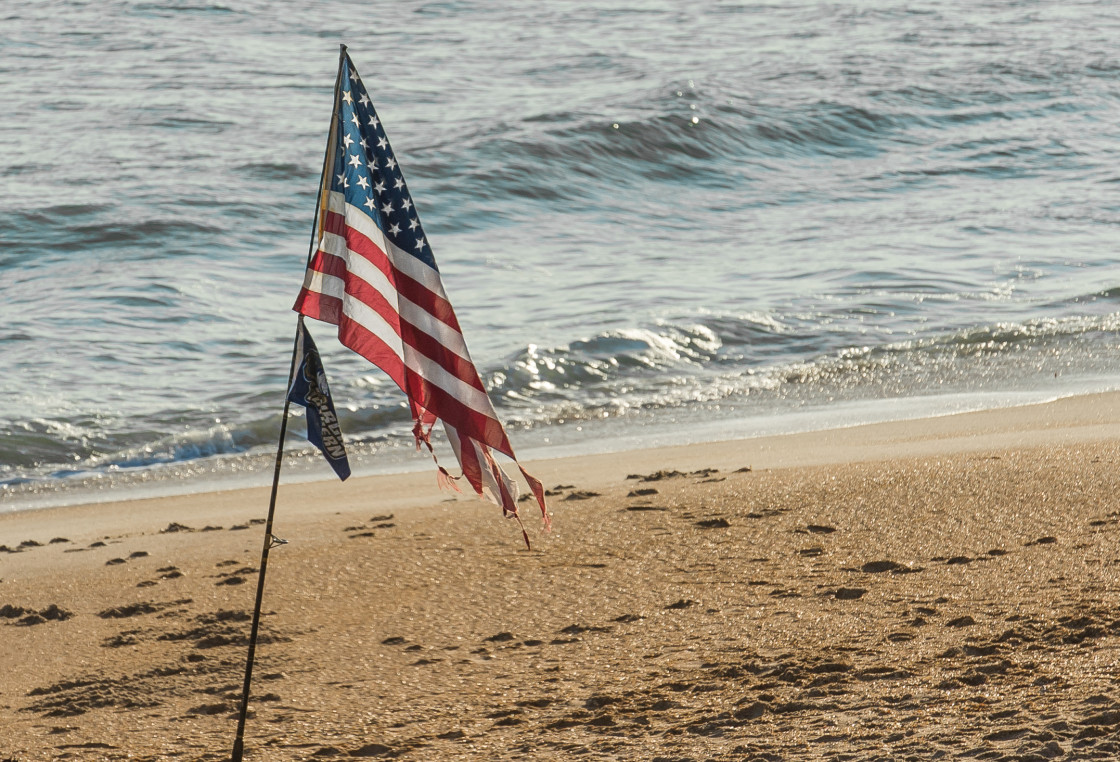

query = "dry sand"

[{"left": 3, "top": 392, "right": 1120, "bottom": 761}]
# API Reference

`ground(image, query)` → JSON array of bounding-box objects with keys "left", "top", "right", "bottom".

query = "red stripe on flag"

[
  {"left": 339, "top": 315, "right": 407, "bottom": 390},
  {"left": 323, "top": 209, "right": 393, "bottom": 273},
  {"left": 294, "top": 287, "right": 342, "bottom": 326},
  {"left": 296, "top": 290, "right": 407, "bottom": 390},
  {"left": 344, "top": 275, "right": 403, "bottom": 338},
  {"left": 456, "top": 433, "right": 483, "bottom": 496},
  {"left": 400, "top": 322, "right": 487, "bottom": 394},
  {"left": 394, "top": 269, "right": 463, "bottom": 333},
  {"left": 309, "top": 247, "right": 349, "bottom": 281},
  {"left": 337, "top": 219, "right": 395, "bottom": 284},
  {"left": 404, "top": 372, "right": 513, "bottom": 456},
  {"left": 486, "top": 448, "right": 517, "bottom": 517},
  {"left": 519, "top": 465, "right": 550, "bottom": 529},
  {"left": 322, "top": 206, "right": 347, "bottom": 236},
  {"left": 295, "top": 248, "right": 402, "bottom": 342}
]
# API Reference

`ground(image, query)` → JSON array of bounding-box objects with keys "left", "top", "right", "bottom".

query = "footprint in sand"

[
  {"left": 104, "top": 551, "right": 151, "bottom": 566},
  {"left": 103, "top": 632, "right": 141, "bottom": 648},
  {"left": 348, "top": 743, "right": 394, "bottom": 757},
  {"left": 861, "top": 560, "right": 902, "bottom": 573},
  {"left": 613, "top": 613, "right": 644, "bottom": 623},
  {"left": 860, "top": 560, "right": 924, "bottom": 574},
  {"left": 558, "top": 623, "right": 613, "bottom": 635},
  {"left": 212, "top": 565, "right": 252, "bottom": 583},
  {"left": 945, "top": 615, "right": 977, "bottom": 628},
  {"left": 665, "top": 599, "right": 697, "bottom": 610},
  {"left": 98, "top": 599, "right": 192, "bottom": 619},
  {"left": 6, "top": 604, "right": 74, "bottom": 626},
  {"left": 627, "top": 470, "right": 684, "bottom": 482},
  {"left": 160, "top": 523, "right": 193, "bottom": 533}
]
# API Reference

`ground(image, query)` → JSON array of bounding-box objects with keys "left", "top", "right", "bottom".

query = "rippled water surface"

[{"left": 3, "top": 1, "right": 1120, "bottom": 505}]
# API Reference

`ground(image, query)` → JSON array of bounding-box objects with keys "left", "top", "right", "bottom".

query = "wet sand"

[{"left": 3, "top": 392, "right": 1120, "bottom": 761}]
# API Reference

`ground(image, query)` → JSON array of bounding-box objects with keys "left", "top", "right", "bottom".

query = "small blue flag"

[{"left": 288, "top": 319, "right": 351, "bottom": 481}]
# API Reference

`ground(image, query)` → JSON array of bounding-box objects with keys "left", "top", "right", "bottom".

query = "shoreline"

[
  {"left": 2, "top": 390, "right": 1120, "bottom": 760},
  {"left": 5, "top": 384, "right": 1120, "bottom": 518}
]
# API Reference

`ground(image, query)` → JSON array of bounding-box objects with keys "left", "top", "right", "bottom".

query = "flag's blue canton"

[{"left": 332, "top": 56, "right": 438, "bottom": 271}]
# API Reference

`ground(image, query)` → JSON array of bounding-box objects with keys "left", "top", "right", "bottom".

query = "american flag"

[{"left": 293, "top": 49, "right": 548, "bottom": 543}]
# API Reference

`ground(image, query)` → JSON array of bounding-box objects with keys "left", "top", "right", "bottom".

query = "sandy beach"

[{"left": 4, "top": 393, "right": 1120, "bottom": 761}]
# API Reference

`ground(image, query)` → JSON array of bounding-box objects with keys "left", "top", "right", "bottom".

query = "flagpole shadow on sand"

[{"left": 229, "top": 44, "right": 549, "bottom": 760}]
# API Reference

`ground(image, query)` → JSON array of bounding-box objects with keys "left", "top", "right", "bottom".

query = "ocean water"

[{"left": 3, "top": 0, "right": 1120, "bottom": 508}]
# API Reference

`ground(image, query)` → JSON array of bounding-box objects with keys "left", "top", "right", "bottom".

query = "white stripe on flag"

[
  {"left": 304, "top": 265, "right": 406, "bottom": 361},
  {"left": 329, "top": 191, "right": 445, "bottom": 293},
  {"left": 403, "top": 349, "right": 498, "bottom": 418},
  {"left": 301, "top": 267, "right": 343, "bottom": 301},
  {"left": 318, "top": 226, "right": 491, "bottom": 416},
  {"left": 319, "top": 230, "right": 398, "bottom": 306},
  {"left": 398, "top": 293, "right": 473, "bottom": 362},
  {"left": 343, "top": 294, "right": 406, "bottom": 359}
]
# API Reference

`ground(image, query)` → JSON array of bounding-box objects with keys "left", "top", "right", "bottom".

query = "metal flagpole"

[
  {"left": 229, "top": 325, "right": 299, "bottom": 762},
  {"left": 230, "top": 44, "right": 348, "bottom": 762}
]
